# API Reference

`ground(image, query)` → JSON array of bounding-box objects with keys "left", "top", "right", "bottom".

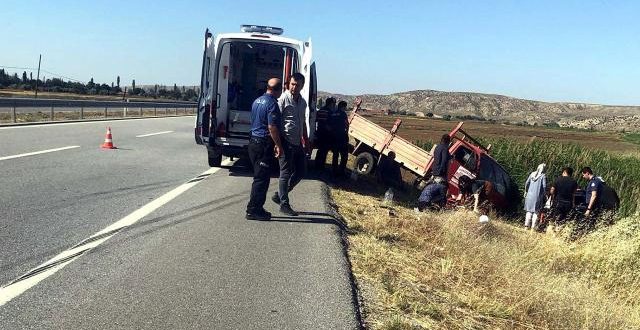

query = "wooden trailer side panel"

[
  {"left": 385, "top": 135, "right": 434, "bottom": 177},
  {"left": 348, "top": 114, "right": 389, "bottom": 153}
]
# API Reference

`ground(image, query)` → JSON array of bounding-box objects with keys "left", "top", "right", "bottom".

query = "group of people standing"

[
  {"left": 315, "top": 97, "right": 350, "bottom": 177},
  {"left": 522, "top": 165, "right": 613, "bottom": 232},
  {"left": 245, "top": 74, "right": 309, "bottom": 220}
]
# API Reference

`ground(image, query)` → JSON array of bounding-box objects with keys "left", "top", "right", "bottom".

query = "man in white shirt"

[{"left": 272, "top": 73, "right": 309, "bottom": 216}]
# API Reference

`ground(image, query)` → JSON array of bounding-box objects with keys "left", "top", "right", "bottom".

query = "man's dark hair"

[
  {"left": 458, "top": 175, "right": 472, "bottom": 194},
  {"left": 581, "top": 167, "right": 593, "bottom": 175},
  {"left": 338, "top": 101, "right": 347, "bottom": 109},
  {"left": 440, "top": 134, "right": 451, "bottom": 144},
  {"left": 563, "top": 166, "right": 574, "bottom": 176},
  {"left": 388, "top": 151, "right": 396, "bottom": 160},
  {"left": 325, "top": 97, "right": 336, "bottom": 106},
  {"left": 289, "top": 72, "right": 305, "bottom": 84}
]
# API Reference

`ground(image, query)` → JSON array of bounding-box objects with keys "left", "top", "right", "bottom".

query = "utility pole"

[{"left": 34, "top": 54, "right": 42, "bottom": 98}]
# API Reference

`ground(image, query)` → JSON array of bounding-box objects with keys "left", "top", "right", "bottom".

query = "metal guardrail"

[{"left": 0, "top": 97, "right": 198, "bottom": 124}]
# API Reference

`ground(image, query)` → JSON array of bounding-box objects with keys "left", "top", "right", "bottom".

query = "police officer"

[
  {"left": 314, "top": 97, "right": 335, "bottom": 169},
  {"left": 329, "top": 100, "right": 350, "bottom": 177},
  {"left": 246, "top": 78, "right": 284, "bottom": 220}
]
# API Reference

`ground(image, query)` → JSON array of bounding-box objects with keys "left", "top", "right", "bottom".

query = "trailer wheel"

[
  {"left": 207, "top": 148, "right": 222, "bottom": 167},
  {"left": 354, "top": 152, "right": 376, "bottom": 175}
]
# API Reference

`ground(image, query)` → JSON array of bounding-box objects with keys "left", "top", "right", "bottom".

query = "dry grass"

[{"left": 332, "top": 182, "right": 640, "bottom": 329}]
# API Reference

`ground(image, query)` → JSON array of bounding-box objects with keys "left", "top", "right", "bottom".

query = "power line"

[
  {"left": 40, "top": 69, "right": 83, "bottom": 83},
  {"left": 0, "top": 65, "right": 38, "bottom": 71},
  {"left": 0, "top": 65, "right": 84, "bottom": 83}
]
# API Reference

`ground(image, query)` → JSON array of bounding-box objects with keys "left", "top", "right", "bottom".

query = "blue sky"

[{"left": 1, "top": 0, "right": 639, "bottom": 105}]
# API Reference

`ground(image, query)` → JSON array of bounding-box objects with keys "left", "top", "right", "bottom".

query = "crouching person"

[
  {"left": 417, "top": 177, "right": 448, "bottom": 211},
  {"left": 456, "top": 175, "right": 494, "bottom": 213}
]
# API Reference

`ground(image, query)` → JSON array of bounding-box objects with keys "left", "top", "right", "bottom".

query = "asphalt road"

[{"left": 0, "top": 117, "right": 359, "bottom": 329}]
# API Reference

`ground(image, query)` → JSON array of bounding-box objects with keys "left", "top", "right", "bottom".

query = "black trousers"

[
  {"left": 331, "top": 137, "right": 349, "bottom": 175},
  {"left": 315, "top": 134, "right": 330, "bottom": 169},
  {"left": 553, "top": 200, "right": 573, "bottom": 224},
  {"left": 246, "top": 137, "right": 273, "bottom": 214}
]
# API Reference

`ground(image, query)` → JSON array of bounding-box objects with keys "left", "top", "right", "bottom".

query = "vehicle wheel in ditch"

[{"left": 354, "top": 152, "right": 376, "bottom": 175}]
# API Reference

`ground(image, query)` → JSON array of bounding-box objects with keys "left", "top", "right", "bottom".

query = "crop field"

[{"left": 365, "top": 114, "right": 640, "bottom": 153}]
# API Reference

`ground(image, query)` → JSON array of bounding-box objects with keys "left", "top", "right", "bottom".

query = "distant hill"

[{"left": 319, "top": 90, "right": 640, "bottom": 132}]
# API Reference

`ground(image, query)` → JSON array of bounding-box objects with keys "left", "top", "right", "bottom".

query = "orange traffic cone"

[{"left": 100, "top": 127, "right": 117, "bottom": 149}]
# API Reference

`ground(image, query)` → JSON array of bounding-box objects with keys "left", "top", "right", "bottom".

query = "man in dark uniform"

[
  {"left": 314, "top": 97, "right": 335, "bottom": 169},
  {"left": 329, "top": 101, "right": 350, "bottom": 177},
  {"left": 246, "top": 78, "right": 283, "bottom": 220},
  {"left": 578, "top": 166, "right": 603, "bottom": 232},
  {"left": 581, "top": 167, "right": 602, "bottom": 217}
]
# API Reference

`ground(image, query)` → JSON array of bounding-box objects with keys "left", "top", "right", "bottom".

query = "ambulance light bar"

[{"left": 240, "top": 25, "right": 284, "bottom": 35}]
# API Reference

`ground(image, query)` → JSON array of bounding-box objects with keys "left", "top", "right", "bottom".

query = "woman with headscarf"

[{"left": 524, "top": 163, "right": 547, "bottom": 230}]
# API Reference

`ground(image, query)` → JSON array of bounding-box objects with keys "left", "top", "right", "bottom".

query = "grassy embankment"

[{"left": 330, "top": 139, "right": 640, "bottom": 329}]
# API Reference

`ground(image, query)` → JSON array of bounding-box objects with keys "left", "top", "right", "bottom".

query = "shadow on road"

[{"left": 249, "top": 212, "right": 347, "bottom": 230}]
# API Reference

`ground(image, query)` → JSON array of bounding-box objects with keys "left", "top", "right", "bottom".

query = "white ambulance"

[{"left": 195, "top": 25, "right": 317, "bottom": 166}]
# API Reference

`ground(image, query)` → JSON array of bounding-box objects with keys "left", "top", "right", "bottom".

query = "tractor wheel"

[{"left": 354, "top": 152, "right": 376, "bottom": 175}]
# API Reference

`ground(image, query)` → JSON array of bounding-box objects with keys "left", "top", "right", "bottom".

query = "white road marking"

[
  {"left": 136, "top": 130, "right": 174, "bottom": 138},
  {"left": 0, "top": 146, "right": 80, "bottom": 161},
  {"left": 0, "top": 115, "right": 194, "bottom": 130},
  {"left": 0, "top": 158, "right": 233, "bottom": 306}
]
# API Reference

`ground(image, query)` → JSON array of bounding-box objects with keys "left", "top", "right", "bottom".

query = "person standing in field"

[
  {"left": 272, "top": 73, "right": 309, "bottom": 216},
  {"left": 314, "top": 97, "right": 335, "bottom": 170},
  {"left": 431, "top": 134, "right": 452, "bottom": 181},
  {"left": 549, "top": 166, "right": 578, "bottom": 224},
  {"left": 245, "top": 78, "right": 284, "bottom": 221},
  {"left": 329, "top": 100, "right": 350, "bottom": 177},
  {"left": 524, "top": 163, "right": 547, "bottom": 230}
]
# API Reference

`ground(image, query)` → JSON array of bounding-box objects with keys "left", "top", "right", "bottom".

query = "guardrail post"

[
  {"left": 154, "top": 107, "right": 157, "bottom": 116},
  {"left": 50, "top": 105, "right": 54, "bottom": 121},
  {"left": 175, "top": 107, "right": 178, "bottom": 116},
  {"left": 104, "top": 107, "right": 108, "bottom": 118},
  {"left": 140, "top": 107, "right": 142, "bottom": 117},
  {"left": 12, "top": 105, "right": 16, "bottom": 123},
  {"left": 80, "top": 106, "right": 84, "bottom": 119}
]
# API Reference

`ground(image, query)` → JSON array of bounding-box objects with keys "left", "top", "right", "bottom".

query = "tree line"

[{"left": 0, "top": 69, "right": 199, "bottom": 101}]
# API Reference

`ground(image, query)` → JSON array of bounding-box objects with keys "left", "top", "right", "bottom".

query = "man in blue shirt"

[
  {"left": 417, "top": 178, "right": 448, "bottom": 211},
  {"left": 581, "top": 167, "right": 602, "bottom": 217},
  {"left": 246, "top": 78, "right": 284, "bottom": 221}
]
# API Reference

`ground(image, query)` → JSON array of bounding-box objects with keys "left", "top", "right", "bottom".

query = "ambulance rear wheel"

[
  {"left": 208, "top": 149, "right": 222, "bottom": 167},
  {"left": 354, "top": 152, "right": 376, "bottom": 175}
]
